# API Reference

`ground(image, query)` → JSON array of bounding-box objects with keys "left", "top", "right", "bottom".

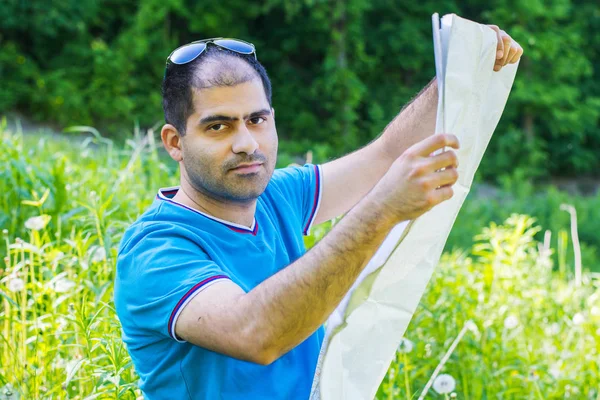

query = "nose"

[{"left": 231, "top": 125, "right": 259, "bottom": 155}]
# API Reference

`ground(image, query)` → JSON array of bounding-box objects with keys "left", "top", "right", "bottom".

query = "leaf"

[
  {"left": 0, "top": 289, "right": 19, "bottom": 309},
  {"left": 21, "top": 188, "right": 50, "bottom": 207},
  {"left": 64, "top": 358, "right": 87, "bottom": 387}
]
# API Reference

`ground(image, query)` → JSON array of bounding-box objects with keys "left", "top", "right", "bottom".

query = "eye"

[
  {"left": 248, "top": 116, "right": 266, "bottom": 125},
  {"left": 208, "top": 123, "right": 227, "bottom": 131}
]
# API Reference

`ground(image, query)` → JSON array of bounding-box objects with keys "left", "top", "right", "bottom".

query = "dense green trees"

[{"left": 1, "top": 0, "right": 598, "bottom": 180}]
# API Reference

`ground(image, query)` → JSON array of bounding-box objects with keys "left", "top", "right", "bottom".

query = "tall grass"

[{"left": 0, "top": 120, "right": 598, "bottom": 398}]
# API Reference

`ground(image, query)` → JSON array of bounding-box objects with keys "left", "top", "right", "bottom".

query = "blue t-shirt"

[{"left": 114, "top": 164, "right": 325, "bottom": 399}]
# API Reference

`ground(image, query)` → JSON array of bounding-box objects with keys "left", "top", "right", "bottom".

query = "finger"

[
  {"left": 408, "top": 134, "right": 459, "bottom": 158},
  {"left": 428, "top": 185, "right": 454, "bottom": 206},
  {"left": 509, "top": 44, "right": 523, "bottom": 63},
  {"left": 489, "top": 25, "right": 504, "bottom": 60},
  {"left": 426, "top": 150, "right": 458, "bottom": 171},
  {"left": 430, "top": 166, "right": 459, "bottom": 188},
  {"left": 501, "top": 32, "right": 512, "bottom": 66},
  {"left": 505, "top": 46, "right": 518, "bottom": 66}
]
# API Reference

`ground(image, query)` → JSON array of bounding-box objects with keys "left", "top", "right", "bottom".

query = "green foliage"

[
  {"left": 377, "top": 215, "right": 600, "bottom": 399},
  {"left": 447, "top": 178, "right": 600, "bottom": 273},
  {"left": 1, "top": 0, "right": 598, "bottom": 179},
  {"left": 1, "top": 126, "right": 598, "bottom": 398}
]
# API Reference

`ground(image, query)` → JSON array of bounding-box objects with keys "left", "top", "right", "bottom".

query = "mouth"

[{"left": 230, "top": 162, "right": 263, "bottom": 174}]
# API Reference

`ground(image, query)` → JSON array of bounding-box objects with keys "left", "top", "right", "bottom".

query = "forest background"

[
  {"left": 2, "top": 0, "right": 599, "bottom": 180},
  {"left": 2, "top": 0, "right": 600, "bottom": 265}
]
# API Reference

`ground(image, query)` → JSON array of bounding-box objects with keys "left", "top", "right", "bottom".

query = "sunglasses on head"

[{"left": 166, "top": 37, "right": 257, "bottom": 66}]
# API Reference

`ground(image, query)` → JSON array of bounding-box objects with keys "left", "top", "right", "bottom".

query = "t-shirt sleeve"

[
  {"left": 270, "top": 163, "right": 323, "bottom": 236},
  {"left": 116, "top": 223, "right": 230, "bottom": 343}
]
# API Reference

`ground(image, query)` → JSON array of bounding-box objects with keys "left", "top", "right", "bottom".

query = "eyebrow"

[{"left": 198, "top": 109, "right": 271, "bottom": 125}]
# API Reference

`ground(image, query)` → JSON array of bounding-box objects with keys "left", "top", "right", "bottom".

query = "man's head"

[{"left": 160, "top": 42, "right": 278, "bottom": 204}]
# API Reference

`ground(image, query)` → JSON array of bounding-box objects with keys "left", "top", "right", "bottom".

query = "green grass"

[{"left": 1, "top": 120, "right": 599, "bottom": 399}]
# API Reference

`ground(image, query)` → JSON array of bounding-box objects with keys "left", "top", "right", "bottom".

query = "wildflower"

[
  {"left": 528, "top": 370, "right": 540, "bottom": 381},
  {"left": 24, "top": 215, "right": 51, "bottom": 231},
  {"left": 546, "top": 322, "right": 560, "bottom": 335},
  {"left": 8, "top": 277, "right": 24, "bottom": 292},
  {"left": 433, "top": 373, "right": 456, "bottom": 394},
  {"left": 549, "top": 363, "right": 561, "bottom": 379},
  {"left": 54, "top": 277, "right": 76, "bottom": 293},
  {"left": 397, "top": 338, "right": 414, "bottom": 353},
  {"left": 504, "top": 315, "right": 519, "bottom": 330},
  {"left": 56, "top": 317, "right": 68, "bottom": 333},
  {"left": 542, "top": 343, "right": 557, "bottom": 355},
  {"left": 425, "top": 343, "right": 432, "bottom": 357},
  {"left": 572, "top": 313, "right": 585, "bottom": 326},
  {"left": 89, "top": 246, "right": 106, "bottom": 263}
]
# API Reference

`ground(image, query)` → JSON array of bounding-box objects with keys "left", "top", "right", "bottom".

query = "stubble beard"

[{"left": 183, "top": 151, "right": 275, "bottom": 204}]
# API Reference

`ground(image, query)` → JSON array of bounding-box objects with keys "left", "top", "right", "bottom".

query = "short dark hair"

[{"left": 161, "top": 45, "right": 272, "bottom": 135}]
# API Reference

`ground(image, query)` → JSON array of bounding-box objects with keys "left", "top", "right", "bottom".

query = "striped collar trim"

[{"left": 156, "top": 186, "right": 258, "bottom": 235}]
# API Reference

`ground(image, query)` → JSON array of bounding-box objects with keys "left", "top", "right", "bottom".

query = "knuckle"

[
  {"left": 425, "top": 192, "right": 438, "bottom": 207},
  {"left": 408, "top": 164, "right": 425, "bottom": 179},
  {"left": 418, "top": 177, "right": 431, "bottom": 190},
  {"left": 450, "top": 169, "right": 459, "bottom": 181},
  {"left": 402, "top": 149, "right": 416, "bottom": 160},
  {"left": 448, "top": 151, "right": 458, "bottom": 164},
  {"left": 438, "top": 134, "right": 451, "bottom": 147}
]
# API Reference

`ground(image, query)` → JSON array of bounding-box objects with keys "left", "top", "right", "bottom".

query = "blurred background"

[{"left": 1, "top": 1, "right": 599, "bottom": 398}]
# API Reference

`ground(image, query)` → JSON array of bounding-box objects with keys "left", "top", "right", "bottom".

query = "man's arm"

[
  {"left": 314, "top": 25, "right": 524, "bottom": 225},
  {"left": 175, "top": 134, "right": 459, "bottom": 365},
  {"left": 313, "top": 79, "right": 438, "bottom": 225}
]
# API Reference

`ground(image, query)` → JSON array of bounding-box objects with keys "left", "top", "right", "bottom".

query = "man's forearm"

[
  {"left": 315, "top": 78, "right": 438, "bottom": 224},
  {"left": 380, "top": 78, "right": 438, "bottom": 160},
  {"left": 241, "top": 194, "right": 397, "bottom": 363}
]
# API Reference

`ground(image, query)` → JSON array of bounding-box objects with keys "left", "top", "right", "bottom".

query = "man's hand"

[
  {"left": 369, "top": 134, "right": 460, "bottom": 222},
  {"left": 488, "top": 25, "right": 524, "bottom": 72}
]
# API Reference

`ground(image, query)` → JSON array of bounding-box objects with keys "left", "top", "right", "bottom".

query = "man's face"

[{"left": 180, "top": 79, "right": 278, "bottom": 203}]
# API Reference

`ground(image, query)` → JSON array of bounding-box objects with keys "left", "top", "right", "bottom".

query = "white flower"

[
  {"left": 591, "top": 307, "right": 600, "bottom": 317},
  {"left": 549, "top": 364, "right": 561, "bottom": 379},
  {"left": 542, "top": 342, "right": 557, "bottom": 355},
  {"left": 433, "top": 373, "right": 456, "bottom": 394},
  {"left": 54, "top": 278, "right": 76, "bottom": 293},
  {"left": 88, "top": 246, "right": 106, "bottom": 263},
  {"left": 547, "top": 322, "right": 561, "bottom": 335},
  {"left": 397, "top": 338, "right": 414, "bottom": 353},
  {"left": 8, "top": 277, "right": 24, "bottom": 292},
  {"left": 504, "top": 315, "right": 519, "bottom": 330},
  {"left": 572, "top": 313, "right": 585, "bottom": 326},
  {"left": 24, "top": 215, "right": 51, "bottom": 231}
]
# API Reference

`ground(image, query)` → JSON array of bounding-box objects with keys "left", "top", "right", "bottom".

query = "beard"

[{"left": 182, "top": 149, "right": 276, "bottom": 203}]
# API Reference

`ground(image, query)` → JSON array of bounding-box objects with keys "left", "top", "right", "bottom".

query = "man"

[{"left": 115, "top": 30, "right": 522, "bottom": 399}]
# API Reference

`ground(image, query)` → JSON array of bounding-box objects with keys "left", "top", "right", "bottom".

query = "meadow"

[{"left": 1, "top": 121, "right": 599, "bottom": 399}]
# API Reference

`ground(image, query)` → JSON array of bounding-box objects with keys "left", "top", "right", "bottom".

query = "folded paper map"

[{"left": 309, "top": 13, "right": 519, "bottom": 400}]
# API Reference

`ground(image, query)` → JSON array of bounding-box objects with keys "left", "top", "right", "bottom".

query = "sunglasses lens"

[
  {"left": 214, "top": 39, "right": 255, "bottom": 55},
  {"left": 169, "top": 42, "right": 207, "bottom": 64}
]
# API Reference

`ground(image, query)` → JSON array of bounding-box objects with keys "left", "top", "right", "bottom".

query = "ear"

[
  {"left": 271, "top": 107, "right": 275, "bottom": 118},
  {"left": 161, "top": 124, "right": 184, "bottom": 162}
]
